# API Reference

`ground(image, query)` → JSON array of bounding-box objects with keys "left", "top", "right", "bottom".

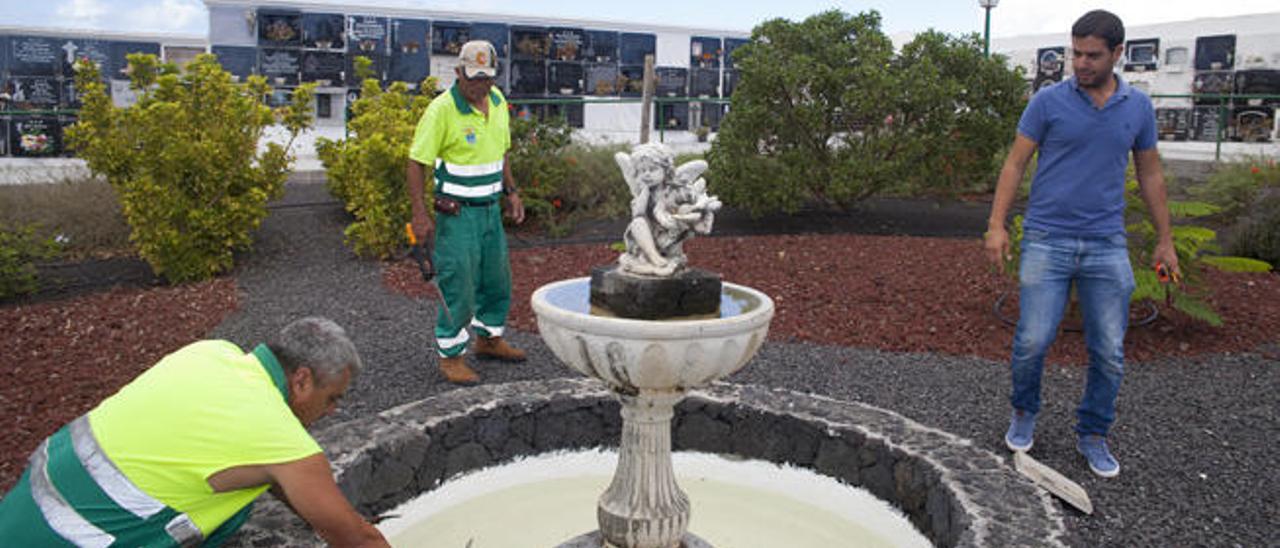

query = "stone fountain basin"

[
  {"left": 228, "top": 380, "right": 1066, "bottom": 547},
  {"left": 531, "top": 277, "right": 774, "bottom": 393}
]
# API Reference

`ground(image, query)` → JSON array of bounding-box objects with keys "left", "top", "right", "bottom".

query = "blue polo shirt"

[{"left": 1018, "top": 74, "right": 1157, "bottom": 237}]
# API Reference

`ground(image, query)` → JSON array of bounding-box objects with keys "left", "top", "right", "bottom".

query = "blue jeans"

[{"left": 1010, "top": 229, "right": 1135, "bottom": 437}]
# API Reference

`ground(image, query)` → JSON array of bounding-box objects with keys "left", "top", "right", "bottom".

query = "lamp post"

[{"left": 980, "top": 0, "right": 999, "bottom": 58}]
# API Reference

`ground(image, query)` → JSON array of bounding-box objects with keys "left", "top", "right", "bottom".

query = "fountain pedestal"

[{"left": 533, "top": 277, "right": 773, "bottom": 548}]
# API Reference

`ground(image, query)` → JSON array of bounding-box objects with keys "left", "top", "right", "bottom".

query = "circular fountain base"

[
  {"left": 229, "top": 379, "right": 1067, "bottom": 548},
  {"left": 559, "top": 531, "right": 714, "bottom": 548}
]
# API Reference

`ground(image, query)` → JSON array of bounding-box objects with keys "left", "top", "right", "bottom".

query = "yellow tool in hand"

[{"left": 405, "top": 223, "right": 454, "bottom": 325}]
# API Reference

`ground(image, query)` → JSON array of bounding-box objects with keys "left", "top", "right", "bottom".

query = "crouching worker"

[{"left": 0, "top": 317, "right": 389, "bottom": 547}]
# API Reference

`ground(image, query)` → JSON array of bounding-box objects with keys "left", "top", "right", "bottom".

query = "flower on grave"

[
  {"left": 1251, "top": 166, "right": 1260, "bottom": 174},
  {"left": 20, "top": 133, "right": 51, "bottom": 153},
  {"left": 552, "top": 198, "right": 562, "bottom": 209}
]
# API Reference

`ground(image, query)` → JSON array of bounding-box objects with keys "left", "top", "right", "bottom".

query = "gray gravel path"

[{"left": 215, "top": 181, "right": 1278, "bottom": 547}]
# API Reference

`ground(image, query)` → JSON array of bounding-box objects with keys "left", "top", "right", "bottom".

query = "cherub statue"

[{"left": 615, "top": 144, "right": 722, "bottom": 276}]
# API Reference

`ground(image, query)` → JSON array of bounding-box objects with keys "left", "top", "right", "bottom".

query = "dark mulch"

[
  {"left": 385, "top": 234, "right": 1280, "bottom": 365},
  {"left": 0, "top": 279, "right": 238, "bottom": 490}
]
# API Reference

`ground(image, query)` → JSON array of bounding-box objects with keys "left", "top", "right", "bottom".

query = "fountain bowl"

[{"left": 532, "top": 277, "right": 774, "bottom": 394}]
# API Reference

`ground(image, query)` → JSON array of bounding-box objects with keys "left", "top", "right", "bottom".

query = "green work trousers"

[{"left": 433, "top": 201, "right": 512, "bottom": 357}]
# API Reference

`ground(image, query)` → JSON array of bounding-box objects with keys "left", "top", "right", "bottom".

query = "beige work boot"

[
  {"left": 439, "top": 355, "right": 480, "bottom": 385},
  {"left": 474, "top": 336, "right": 527, "bottom": 362}
]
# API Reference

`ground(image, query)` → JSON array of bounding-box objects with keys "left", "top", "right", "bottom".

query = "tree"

[
  {"left": 66, "top": 54, "right": 313, "bottom": 282},
  {"left": 707, "top": 10, "right": 1027, "bottom": 215}
]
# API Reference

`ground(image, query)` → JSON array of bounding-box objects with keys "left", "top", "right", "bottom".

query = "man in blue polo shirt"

[{"left": 983, "top": 10, "right": 1179, "bottom": 478}]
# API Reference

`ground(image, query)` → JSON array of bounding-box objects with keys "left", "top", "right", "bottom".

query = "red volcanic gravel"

[
  {"left": 385, "top": 234, "right": 1280, "bottom": 365},
  {"left": 0, "top": 279, "right": 238, "bottom": 492}
]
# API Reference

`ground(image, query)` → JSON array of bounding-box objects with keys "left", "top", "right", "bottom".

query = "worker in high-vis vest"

[
  {"left": 408, "top": 39, "right": 527, "bottom": 385},
  {"left": 0, "top": 317, "right": 389, "bottom": 547}
]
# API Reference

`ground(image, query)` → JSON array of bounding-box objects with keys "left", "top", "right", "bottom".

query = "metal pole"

[
  {"left": 984, "top": 7, "right": 992, "bottom": 58},
  {"left": 640, "top": 54, "right": 655, "bottom": 144},
  {"left": 1215, "top": 96, "right": 1226, "bottom": 162}
]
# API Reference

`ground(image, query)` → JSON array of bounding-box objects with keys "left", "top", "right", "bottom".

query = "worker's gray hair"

[{"left": 269, "top": 317, "right": 363, "bottom": 385}]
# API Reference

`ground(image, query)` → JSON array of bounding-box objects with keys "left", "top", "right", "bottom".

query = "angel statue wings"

[{"left": 614, "top": 143, "right": 723, "bottom": 277}]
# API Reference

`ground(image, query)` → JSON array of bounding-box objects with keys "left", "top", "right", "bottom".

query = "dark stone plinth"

[
  {"left": 559, "top": 531, "right": 714, "bottom": 548},
  {"left": 590, "top": 266, "right": 722, "bottom": 319}
]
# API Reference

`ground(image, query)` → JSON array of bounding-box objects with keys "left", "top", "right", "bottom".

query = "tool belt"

[{"left": 434, "top": 196, "right": 497, "bottom": 216}]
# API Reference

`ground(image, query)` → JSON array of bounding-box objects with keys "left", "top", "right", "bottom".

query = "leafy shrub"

[
  {"left": 1189, "top": 155, "right": 1280, "bottom": 221},
  {"left": 707, "top": 10, "right": 1026, "bottom": 216},
  {"left": 508, "top": 115, "right": 575, "bottom": 234},
  {"left": 1228, "top": 193, "right": 1280, "bottom": 266},
  {"left": 317, "top": 73, "right": 438, "bottom": 259},
  {"left": 0, "top": 224, "right": 60, "bottom": 299},
  {"left": 66, "top": 54, "right": 314, "bottom": 282}
]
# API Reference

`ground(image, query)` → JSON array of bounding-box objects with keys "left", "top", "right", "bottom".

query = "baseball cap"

[{"left": 459, "top": 40, "right": 498, "bottom": 79}]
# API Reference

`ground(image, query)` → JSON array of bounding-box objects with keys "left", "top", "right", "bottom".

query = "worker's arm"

[
  {"left": 407, "top": 159, "right": 435, "bottom": 244},
  {"left": 1133, "top": 147, "right": 1179, "bottom": 275},
  {"left": 266, "top": 453, "right": 389, "bottom": 547},
  {"left": 984, "top": 134, "right": 1039, "bottom": 268}
]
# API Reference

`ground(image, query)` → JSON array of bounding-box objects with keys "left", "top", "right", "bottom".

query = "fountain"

[
  {"left": 228, "top": 144, "right": 1068, "bottom": 548},
  {"left": 531, "top": 144, "right": 770, "bottom": 547}
]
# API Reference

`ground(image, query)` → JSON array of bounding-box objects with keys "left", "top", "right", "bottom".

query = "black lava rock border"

[{"left": 231, "top": 379, "right": 1066, "bottom": 547}]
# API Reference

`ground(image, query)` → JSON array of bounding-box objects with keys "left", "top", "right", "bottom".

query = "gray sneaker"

[
  {"left": 1077, "top": 435, "right": 1120, "bottom": 478},
  {"left": 1005, "top": 409, "right": 1036, "bottom": 452}
]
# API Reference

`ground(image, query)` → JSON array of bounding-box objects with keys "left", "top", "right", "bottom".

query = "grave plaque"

[
  {"left": 619, "top": 65, "right": 645, "bottom": 97},
  {"left": 548, "top": 61, "right": 583, "bottom": 95},
  {"left": 432, "top": 22, "right": 470, "bottom": 55},
  {"left": 261, "top": 48, "right": 301, "bottom": 86},
  {"left": 302, "top": 51, "right": 345, "bottom": 85},
  {"left": 1192, "top": 106, "right": 1223, "bottom": 142},
  {"left": 583, "top": 31, "right": 618, "bottom": 63},
  {"left": 691, "top": 68, "right": 720, "bottom": 98},
  {"left": 723, "top": 38, "right": 748, "bottom": 69},
  {"left": 1194, "top": 35, "right": 1235, "bottom": 71},
  {"left": 1232, "top": 107, "right": 1273, "bottom": 142},
  {"left": 302, "top": 13, "right": 345, "bottom": 50},
  {"left": 163, "top": 46, "right": 205, "bottom": 71},
  {"left": 10, "top": 116, "right": 61, "bottom": 157},
  {"left": 512, "top": 27, "right": 549, "bottom": 60},
  {"left": 471, "top": 23, "right": 510, "bottom": 58},
  {"left": 348, "top": 16, "right": 388, "bottom": 54},
  {"left": 110, "top": 79, "right": 141, "bottom": 108},
  {"left": 390, "top": 19, "right": 430, "bottom": 85},
  {"left": 10, "top": 36, "right": 60, "bottom": 76},
  {"left": 62, "top": 79, "right": 82, "bottom": 109},
  {"left": 0, "top": 37, "right": 8, "bottom": 76},
  {"left": 620, "top": 33, "right": 655, "bottom": 65},
  {"left": 212, "top": 46, "right": 258, "bottom": 81},
  {"left": 510, "top": 59, "right": 546, "bottom": 96},
  {"left": 348, "top": 16, "right": 389, "bottom": 86},
  {"left": 258, "top": 9, "right": 303, "bottom": 47},
  {"left": 654, "top": 101, "right": 689, "bottom": 131},
  {"left": 723, "top": 69, "right": 740, "bottom": 97},
  {"left": 1124, "top": 38, "right": 1159, "bottom": 72},
  {"left": 60, "top": 39, "right": 111, "bottom": 77},
  {"left": 549, "top": 28, "right": 584, "bottom": 62},
  {"left": 7, "top": 77, "right": 61, "bottom": 110},
  {"left": 690, "top": 36, "right": 721, "bottom": 69},
  {"left": 546, "top": 102, "right": 584, "bottom": 128},
  {"left": 586, "top": 63, "right": 620, "bottom": 96},
  {"left": 108, "top": 42, "right": 161, "bottom": 80},
  {"left": 655, "top": 67, "right": 688, "bottom": 97},
  {"left": 1156, "top": 107, "right": 1190, "bottom": 141}
]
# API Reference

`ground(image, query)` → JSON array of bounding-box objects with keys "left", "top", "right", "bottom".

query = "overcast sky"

[{"left": 1, "top": 0, "right": 1277, "bottom": 39}]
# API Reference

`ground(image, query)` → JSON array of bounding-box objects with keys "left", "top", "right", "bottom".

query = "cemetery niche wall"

[{"left": 2, "top": 33, "right": 165, "bottom": 156}]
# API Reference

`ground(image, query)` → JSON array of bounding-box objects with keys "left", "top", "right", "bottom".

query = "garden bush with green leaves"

[
  {"left": 317, "top": 66, "right": 439, "bottom": 259},
  {"left": 66, "top": 53, "right": 313, "bottom": 282},
  {"left": 707, "top": 10, "right": 1026, "bottom": 216},
  {"left": 0, "top": 224, "right": 60, "bottom": 299}
]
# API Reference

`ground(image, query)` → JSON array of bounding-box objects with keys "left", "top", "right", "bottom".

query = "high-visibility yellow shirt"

[
  {"left": 409, "top": 84, "right": 511, "bottom": 203},
  {"left": 88, "top": 340, "right": 321, "bottom": 536}
]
